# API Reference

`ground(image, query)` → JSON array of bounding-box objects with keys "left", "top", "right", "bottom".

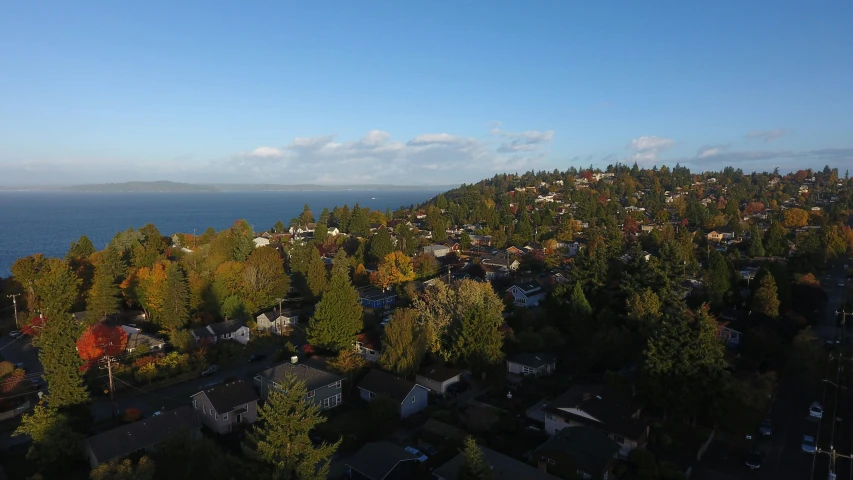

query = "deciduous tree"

[
  {"left": 327, "top": 348, "right": 366, "bottom": 392},
  {"left": 241, "top": 247, "right": 289, "bottom": 312},
  {"left": 374, "top": 251, "right": 415, "bottom": 289},
  {"left": 379, "top": 309, "right": 426, "bottom": 376},
  {"left": 77, "top": 324, "right": 128, "bottom": 362},
  {"left": 243, "top": 376, "right": 340, "bottom": 480},
  {"left": 14, "top": 405, "right": 83, "bottom": 465},
  {"left": 782, "top": 208, "right": 809, "bottom": 228},
  {"left": 90, "top": 456, "right": 156, "bottom": 480}
]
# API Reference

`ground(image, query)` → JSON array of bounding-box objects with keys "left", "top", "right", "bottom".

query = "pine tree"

[
  {"left": 100, "top": 246, "right": 127, "bottom": 282},
  {"left": 273, "top": 220, "right": 286, "bottom": 233},
  {"left": 331, "top": 249, "right": 351, "bottom": 279},
  {"left": 458, "top": 437, "right": 493, "bottom": 480},
  {"left": 307, "top": 248, "right": 328, "bottom": 298},
  {"left": 752, "top": 274, "right": 780, "bottom": 318},
  {"left": 379, "top": 309, "right": 426, "bottom": 376},
  {"left": 764, "top": 221, "right": 788, "bottom": 257},
  {"left": 349, "top": 203, "right": 369, "bottom": 235},
  {"left": 368, "top": 228, "right": 394, "bottom": 263},
  {"left": 243, "top": 376, "right": 340, "bottom": 480},
  {"left": 705, "top": 250, "right": 732, "bottom": 309},
  {"left": 34, "top": 258, "right": 80, "bottom": 323},
  {"left": 314, "top": 223, "right": 328, "bottom": 244},
  {"left": 747, "top": 225, "right": 765, "bottom": 257},
  {"left": 87, "top": 267, "right": 122, "bottom": 319},
  {"left": 568, "top": 282, "right": 592, "bottom": 322},
  {"left": 308, "top": 274, "right": 363, "bottom": 351},
  {"left": 161, "top": 263, "right": 189, "bottom": 331},
  {"left": 66, "top": 235, "right": 95, "bottom": 261},
  {"left": 450, "top": 305, "right": 504, "bottom": 373}
]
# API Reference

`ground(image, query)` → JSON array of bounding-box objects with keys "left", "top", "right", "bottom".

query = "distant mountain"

[
  {"left": 61, "top": 181, "right": 218, "bottom": 193},
  {"left": 54, "top": 181, "right": 456, "bottom": 193}
]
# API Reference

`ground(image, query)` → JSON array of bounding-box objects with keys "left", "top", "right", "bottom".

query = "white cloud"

[
  {"left": 626, "top": 135, "right": 675, "bottom": 164},
  {"left": 491, "top": 127, "right": 555, "bottom": 153},
  {"left": 745, "top": 129, "right": 789, "bottom": 142},
  {"left": 251, "top": 146, "right": 284, "bottom": 158},
  {"left": 697, "top": 144, "right": 729, "bottom": 158}
]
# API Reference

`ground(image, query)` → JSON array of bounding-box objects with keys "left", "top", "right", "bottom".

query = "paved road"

[{"left": 0, "top": 335, "right": 43, "bottom": 375}]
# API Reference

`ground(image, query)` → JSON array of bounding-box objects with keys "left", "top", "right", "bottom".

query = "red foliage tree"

[
  {"left": 20, "top": 315, "right": 47, "bottom": 336},
  {"left": 76, "top": 324, "right": 128, "bottom": 361}
]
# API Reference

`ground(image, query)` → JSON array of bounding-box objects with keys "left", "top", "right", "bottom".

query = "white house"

[
  {"left": 255, "top": 308, "right": 299, "bottom": 335},
  {"left": 192, "top": 320, "right": 250, "bottom": 346},
  {"left": 506, "top": 353, "right": 556, "bottom": 377},
  {"left": 422, "top": 244, "right": 451, "bottom": 258},
  {"left": 506, "top": 283, "right": 546, "bottom": 307},
  {"left": 253, "top": 237, "right": 270, "bottom": 248},
  {"left": 120, "top": 325, "right": 166, "bottom": 353}
]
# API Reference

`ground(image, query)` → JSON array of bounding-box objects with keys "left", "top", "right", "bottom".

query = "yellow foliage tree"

[
  {"left": 374, "top": 251, "right": 415, "bottom": 290},
  {"left": 782, "top": 208, "right": 809, "bottom": 228}
]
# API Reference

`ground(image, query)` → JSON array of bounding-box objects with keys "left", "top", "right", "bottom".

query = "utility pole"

[
  {"left": 100, "top": 343, "right": 116, "bottom": 417},
  {"left": 838, "top": 309, "right": 852, "bottom": 327},
  {"left": 6, "top": 294, "right": 20, "bottom": 328}
]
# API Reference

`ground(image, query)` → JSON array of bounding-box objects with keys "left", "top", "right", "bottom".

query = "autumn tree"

[
  {"left": 132, "top": 261, "right": 169, "bottom": 320},
  {"left": 241, "top": 247, "right": 289, "bottom": 312},
  {"left": 752, "top": 274, "right": 780, "bottom": 318},
  {"left": 243, "top": 376, "right": 340, "bottom": 479},
  {"left": 458, "top": 436, "right": 494, "bottom": 480},
  {"left": 77, "top": 324, "right": 129, "bottom": 362},
  {"left": 379, "top": 309, "right": 426, "bottom": 376},
  {"left": 626, "top": 288, "right": 662, "bottom": 326},
  {"left": 782, "top": 208, "right": 809, "bottom": 228},
  {"left": 90, "top": 456, "right": 156, "bottom": 480},
  {"left": 11, "top": 253, "right": 48, "bottom": 313},
  {"left": 308, "top": 273, "right": 363, "bottom": 351},
  {"left": 14, "top": 405, "right": 83, "bottom": 466},
  {"left": 327, "top": 348, "right": 366, "bottom": 392},
  {"left": 413, "top": 252, "right": 439, "bottom": 278},
  {"left": 374, "top": 251, "right": 415, "bottom": 289}
]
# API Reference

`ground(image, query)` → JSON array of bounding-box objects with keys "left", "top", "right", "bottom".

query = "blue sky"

[{"left": 1, "top": 1, "right": 851, "bottom": 185}]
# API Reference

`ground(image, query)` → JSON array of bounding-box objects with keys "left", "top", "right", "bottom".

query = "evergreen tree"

[
  {"left": 568, "top": 282, "right": 592, "bottom": 322},
  {"left": 458, "top": 437, "right": 493, "bottom": 480},
  {"left": 308, "top": 274, "right": 363, "bottom": 351},
  {"left": 349, "top": 203, "right": 370, "bottom": 235},
  {"left": 449, "top": 305, "right": 504, "bottom": 373},
  {"left": 306, "top": 247, "right": 328, "bottom": 298},
  {"left": 100, "top": 246, "right": 127, "bottom": 282},
  {"left": 318, "top": 207, "right": 331, "bottom": 226},
  {"left": 35, "top": 291, "right": 89, "bottom": 408},
  {"left": 34, "top": 258, "right": 80, "bottom": 322},
  {"left": 338, "top": 205, "right": 351, "bottom": 233},
  {"left": 87, "top": 267, "right": 122, "bottom": 318},
  {"left": 752, "top": 274, "right": 780, "bottom": 318},
  {"left": 368, "top": 228, "right": 394, "bottom": 263},
  {"left": 460, "top": 232, "right": 472, "bottom": 251},
  {"left": 161, "top": 263, "right": 189, "bottom": 330},
  {"left": 764, "top": 221, "right": 788, "bottom": 257},
  {"left": 243, "top": 376, "right": 340, "bottom": 480},
  {"left": 66, "top": 235, "right": 96, "bottom": 261},
  {"left": 705, "top": 250, "right": 733, "bottom": 309},
  {"left": 747, "top": 225, "right": 765, "bottom": 257},
  {"left": 313, "top": 223, "right": 328, "bottom": 244},
  {"left": 331, "top": 249, "right": 352, "bottom": 279},
  {"left": 379, "top": 309, "right": 426, "bottom": 376},
  {"left": 273, "top": 220, "right": 286, "bottom": 233}
]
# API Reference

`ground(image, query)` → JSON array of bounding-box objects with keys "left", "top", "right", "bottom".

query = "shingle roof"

[
  {"left": 346, "top": 441, "right": 418, "bottom": 480},
  {"left": 358, "top": 368, "right": 420, "bottom": 403},
  {"left": 512, "top": 282, "right": 544, "bottom": 294},
  {"left": 258, "top": 362, "right": 343, "bottom": 392},
  {"left": 193, "top": 380, "right": 258, "bottom": 414},
  {"left": 506, "top": 353, "right": 556, "bottom": 369},
  {"left": 86, "top": 407, "right": 200, "bottom": 465},
  {"left": 417, "top": 362, "right": 464, "bottom": 383},
  {"left": 207, "top": 319, "right": 245, "bottom": 335},
  {"left": 546, "top": 384, "right": 647, "bottom": 439},
  {"left": 534, "top": 426, "right": 619, "bottom": 476},
  {"left": 433, "top": 444, "right": 559, "bottom": 480}
]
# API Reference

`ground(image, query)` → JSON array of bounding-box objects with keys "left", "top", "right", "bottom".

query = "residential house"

[
  {"left": 706, "top": 228, "right": 734, "bottom": 243},
  {"left": 254, "top": 362, "right": 344, "bottom": 410},
  {"left": 85, "top": 406, "right": 201, "bottom": 468},
  {"left": 120, "top": 325, "right": 166, "bottom": 353},
  {"left": 483, "top": 264, "right": 511, "bottom": 280},
  {"left": 289, "top": 223, "right": 316, "bottom": 235},
  {"left": 355, "top": 331, "right": 382, "bottom": 363},
  {"left": 505, "top": 246, "right": 525, "bottom": 256},
  {"left": 716, "top": 319, "right": 745, "bottom": 349},
  {"left": 357, "top": 368, "right": 429, "bottom": 418},
  {"left": 191, "top": 380, "right": 259, "bottom": 434},
  {"left": 415, "top": 362, "right": 465, "bottom": 394},
  {"left": 255, "top": 308, "right": 300, "bottom": 335},
  {"left": 422, "top": 244, "right": 451, "bottom": 258},
  {"left": 327, "top": 226, "right": 341, "bottom": 236},
  {"left": 480, "top": 253, "right": 520, "bottom": 272},
  {"left": 506, "top": 353, "right": 556, "bottom": 377},
  {"left": 253, "top": 237, "right": 270, "bottom": 248},
  {"left": 534, "top": 426, "right": 620, "bottom": 480},
  {"left": 192, "top": 319, "right": 250, "bottom": 346},
  {"left": 433, "top": 444, "right": 559, "bottom": 480},
  {"left": 543, "top": 385, "right": 648, "bottom": 458},
  {"left": 506, "top": 282, "right": 546, "bottom": 307},
  {"left": 346, "top": 442, "right": 420, "bottom": 480},
  {"left": 360, "top": 287, "right": 397, "bottom": 309}
]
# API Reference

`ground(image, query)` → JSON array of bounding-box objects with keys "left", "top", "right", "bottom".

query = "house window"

[
  {"left": 369, "top": 392, "right": 376, "bottom": 399},
  {"left": 307, "top": 390, "right": 315, "bottom": 398},
  {"left": 334, "top": 380, "right": 342, "bottom": 389},
  {"left": 210, "top": 410, "right": 214, "bottom": 416},
  {"left": 215, "top": 413, "right": 219, "bottom": 420},
  {"left": 223, "top": 413, "right": 228, "bottom": 421},
  {"left": 203, "top": 405, "right": 207, "bottom": 414},
  {"left": 522, "top": 366, "right": 535, "bottom": 375},
  {"left": 411, "top": 395, "right": 416, "bottom": 403},
  {"left": 193, "top": 399, "right": 197, "bottom": 409},
  {"left": 334, "top": 393, "right": 341, "bottom": 405},
  {"left": 324, "top": 397, "right": 331, "bottom": 409}
]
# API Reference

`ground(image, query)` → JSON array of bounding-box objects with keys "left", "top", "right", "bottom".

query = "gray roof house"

[
  {"left": 85, "top": 406, "right": 200, "bottom": 468},
  {"left": 433, "top": 444, "right": 559, "bottom": 480},
  {"left": 191, "top": 380, "right": 259, "bottom": 434},
  {"left": 255, "top": 308, "right": 300, "bottom": 335},
  {"left": 358, "top": 369, "right": 429, "bottom": 418},
  {"left": 422, "top": 244, "right": 451, "bottom": 258},
  {"left": 506, "top": 353, "right": 557, "bottom": 377},
  {"left": 120, "top": 325, "right": 166, "bottom": 353},
  {"left": 534, "top": 426, "right": 620, "bottom": 479},
  {"left": 254, "top": 362, "right": 344, "bottom": 410},
  {"left": 346, "top": 441, "right": 420, "bottom": 480},
  {"left": 506, "top": 282, "right": 546, "bottom": 307},
  {"left": 192, "top": 319, "right": 250, "bottom": 346},
  {"left": 415, "top": 363, "right": 465, "bottom": 395}
]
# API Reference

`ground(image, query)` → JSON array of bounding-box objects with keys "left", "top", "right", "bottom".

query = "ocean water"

[{"left": 0, "top": 190, "right": 442, "bottom": 276}]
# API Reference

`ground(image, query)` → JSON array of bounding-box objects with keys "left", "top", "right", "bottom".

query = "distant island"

[{"left": 0, "top": 180, "right": 457, "bottom": 193}]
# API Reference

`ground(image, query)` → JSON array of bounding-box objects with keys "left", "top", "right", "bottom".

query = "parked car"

[
  {"left": 247, "top": 354, "right": 267, "bottom": 363},
  {"left": 745, "top": 449, "right": 764, "bottom": 469},
  {"left": 839, "top": 282, "right": 846, "bottom": 288},
  {"left": 802, "top": 434, "right": 816, "bottom": 454},
  {"left": 201, "top": 365, "right": 219, "bottom": 376},
  {"left": 759, "top": 418, "right": 772, "bottom": 436},
  {"left": 809, "top": 402, "right": 823, "bottom": 419},
  {"left": 404, "top": 447, "right": 428, "bottom": 463},
  {"left": 8, "top": 331, "right": 22, "bottom": 338}
]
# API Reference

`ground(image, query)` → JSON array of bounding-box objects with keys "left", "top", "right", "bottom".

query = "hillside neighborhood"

[{"left": 0, "top": 164, "right": 852, "bottom": 480}]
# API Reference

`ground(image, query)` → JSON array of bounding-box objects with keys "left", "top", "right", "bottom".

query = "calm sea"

[{"left": 0, "top": 190, "right": 443, "bottom": 276}]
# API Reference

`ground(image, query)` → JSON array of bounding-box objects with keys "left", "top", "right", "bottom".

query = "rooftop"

[
  {"left": 346, "top": 441, "right": 418, "bottom": 480},
  {"left": 546, "top": 384, "right": 647, "bottom": 439},
  {"left": 433, "top": 444, "right": 559, "bottom": 480},
  {"left": 257, "top": 362, "right": 344, "bottom": 392},
  {"left": 506, "top": 352, "right": 556, "bottom": 368},
  {"left": 358, "top": 368, "right": 421, "bottom": 403},
  {"left": 86, "top": 407, "right": 199, "bottom": 465},
  {"left": 535, "top": 426, "right": 620, "bottom": 476},
  {"left": 193, "top": 380, "right": 258, "bottom": 414}
]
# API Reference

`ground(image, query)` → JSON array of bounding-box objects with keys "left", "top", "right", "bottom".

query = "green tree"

[
  {"left": 331, "top": 249, "right": 352, "bottom": 279},
  {"left": 242, "top": 247, "right": 290, "bottom": 312},
  {"left": 14, "top": 405, "right": 83, "bottom": 465},
  {"left": 100, "top": 246, "right": 127, "bottom": 282},
  {"left": 747, "top": 225, "right": 765, "bottom": 257},
  {"left": 161, "top": 263, "right": 190, "bottom": 331},
  {"left": 11, "top": 253, "right": 48, "bottom": 312},
  {"left": 66, "top": 235, "right": 96, "bottom": 261},
  {"left": 313, "top": 223, "right": 328, "bottom": 244},
  {"left": 458, "top": 436, "right": 493, "bottom": 480},
  {"left": 37, "top": 304, "right": 89, "bottom": 408},
  {"left": 300, "top": 203, "right": 315, "bottom": 225},
  {"left": 327, "top": 348, "right": 366, "bottom": 392},
  {"left": 90, "top": 456, "right": 156, "bottom": 480},
  {"left": 569, "top": 282, "right": 592, "bottom": 319},
  {"left": 308, "top": 274, "right": 363, "bottom": 351},
  {"left": 273, "top": 220, "right": 286, "bottom": 233},
  {"left": 243, "top": 376, "right": 340, "bottom": 480},
  {"left": 379, "top": 309, "right": 426, "bottom": 376},
  {"left": 626, "top": 288, "right": 662, "bottom": 326},
  {"left": 369, "top": 228, "right": 394, "bottom": 263},
  {"left": 752, "top": 274, "right": 780, "bottom": 318},
  {"left": 460, "top": 232, "right": 472, "bottom": 251},
  {"left": 764, "top": 221, "right": 788, "bottom": 257},
  {"left": 34, "top": 258, "right": 80, "bottom": 322},
  {"left": 132, "top": 223, "right": 167, "bottom": 269},
  {"left": 449, "top": 305, "right": 504, "bottom": 372},
  {"left": 87, "top": 267, "right": 122, "bottom": 319},
  {"left": 306, "top": 247, "right": 328, "bottom": 298},
  {"left": 349, "top": 203, "right": 370, "bottom": 235},
  {"left": 705, "top": 250, "right": 733, "bottom": 309}
]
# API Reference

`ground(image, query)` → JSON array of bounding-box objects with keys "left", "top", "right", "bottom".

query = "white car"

[
  {"left": 8, "top": 331, "right": 22, "bottom": 338},
  {"left": 809, "top": 402, "right": 823, "bottom": 419},
  {"left": 404, "top": 447, "right": 428, "bottom": 463}
]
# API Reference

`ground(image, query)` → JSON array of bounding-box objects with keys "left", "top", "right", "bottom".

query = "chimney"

[{"left": 291, "top": 355, "right": 298, "bottom": 364}]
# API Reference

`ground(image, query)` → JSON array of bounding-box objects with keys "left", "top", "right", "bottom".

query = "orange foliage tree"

[
  {"left": 373, "top": 251, "right": 415, "bottom": 290},
  {"left": 782, "top": 208, "right": 809, "bottom": 228},
  {"left": 76, "top": 324, "right": 128, "bottom": 361}
]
